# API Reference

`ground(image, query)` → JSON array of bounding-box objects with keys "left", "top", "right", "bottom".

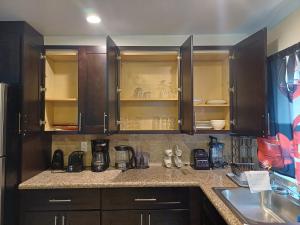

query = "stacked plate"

[
  {"left": 206, "top": 99, "right": 227, "bottom": 105},
  {"left": 195, "top": 120, "right": 212, "bottom": 129}
]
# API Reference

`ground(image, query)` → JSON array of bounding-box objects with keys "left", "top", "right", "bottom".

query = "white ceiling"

[{"left": 0, "top": 0, "right": 299, "bottom": 36}]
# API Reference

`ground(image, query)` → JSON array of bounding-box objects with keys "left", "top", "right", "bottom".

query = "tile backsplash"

[{"left": 52, "top": 134, "right": 233, "bottom": 167}]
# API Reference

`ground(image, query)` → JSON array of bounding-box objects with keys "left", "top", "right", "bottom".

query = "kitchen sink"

[{"left": 213, "top": 187, "right": 300, "bottom": 224}]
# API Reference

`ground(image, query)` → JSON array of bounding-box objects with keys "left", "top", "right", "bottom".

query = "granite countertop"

[{"left": 19, "top": 166, "right": 241, "bottom": 225}]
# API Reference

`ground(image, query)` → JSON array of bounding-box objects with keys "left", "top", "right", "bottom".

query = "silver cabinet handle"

[
  {"left": 49, "top": 199, "right": 72, "bottom": 203},
  {"left": 18, "top": 112, "right": 21, "bottom": 134},
  {"left": 134, "top": 198, "right": 157, "bottom": 202},
  {"left": 267, "top": 113, "right": 270, "bottom": 136},
  {"left": 148, "top": 213, "right": 151, "bottom": 225},
  {"left": 156, "top": 201, "right": 181, "bottom": 204},
  {"left": 62, "top": 215, "right": 65, "bottom": 225},
  {"left": 140, "top": 214, "right": 143, "bottom": 225},
  {"left": 103, "top": 112, "right": 107, "bottom": 133},
  {"left": 78, "top": 112, "right": 82, "bottom": 131},
  {"left": 54, "top": 216, "right": 57, "bottom": 225}
]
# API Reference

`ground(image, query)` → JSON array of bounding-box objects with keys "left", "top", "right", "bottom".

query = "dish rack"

[
  {"left": 227, "top": 163, "right": 256, "bottom": 187},
  {"left": 231, "top": 162, "right": 255, "bottom": 176}
]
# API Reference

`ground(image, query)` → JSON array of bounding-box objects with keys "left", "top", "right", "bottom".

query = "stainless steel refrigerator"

[{"left": 0, "top": 83, "right": 7, "bottom": 225}]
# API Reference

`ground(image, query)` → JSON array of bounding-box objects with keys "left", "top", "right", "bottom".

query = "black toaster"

[{"left": 190, "top": 149, "right": 210, "bottom": 170}]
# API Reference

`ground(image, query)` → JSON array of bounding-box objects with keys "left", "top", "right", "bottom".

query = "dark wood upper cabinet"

[
  {"left": 78, "top": 46, "right": 106, "bottom": 134},
  {"left": 0, "top": 22, "right": 43, "bottom": 134},
  {"left": 22, "top": 27, "right": 44, "bottom": 133},
  {"left": 230, "top": 28, "right": 267, "bottom": 136},
  {"left": 0, "top": 21, "right": 52, "bottom": 225},
  {"left": 0, "top": 34, "right": 21, "bottom": 84},
  {"left": 180, "top": 36, "right": 194, "bottom": 134},
  {"left": 106, "top": 36, "right": 120, "bottom": 134}
]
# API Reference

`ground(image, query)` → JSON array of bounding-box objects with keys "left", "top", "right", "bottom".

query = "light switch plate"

[{"left": 81, "top": 141, "right": 88, "bottom": 152}]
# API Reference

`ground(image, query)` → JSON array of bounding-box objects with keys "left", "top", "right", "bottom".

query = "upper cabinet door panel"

[
  {"left": 180, "top": 36, "right": 194, "bottom": 134},
  {"left": 0, "top": 34, "right": 21, "bottom": 84},
  {"left": 78, "top": 47, "right": 106, "bottom": 134},
  {"left": 230, "top": 28, "right": 267, "bottom": 136},
  {"left": 22, "top": 31, "right": 44, "bottom": 133},
  {"left": 106, "top": 36, "right": 120, "bottom": 134}
]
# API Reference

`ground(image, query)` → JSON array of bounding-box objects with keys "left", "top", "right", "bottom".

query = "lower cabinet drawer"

[
  {"left": 21, "top": 189, "right": 101, "bottom": 211},
  {"left": 102, "top": 187, "right": 189, "bottom": 210}
]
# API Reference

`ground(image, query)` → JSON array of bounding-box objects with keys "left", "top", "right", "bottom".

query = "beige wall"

[{"left": 268, "top": 7, "right": 300, "bottom": 56}]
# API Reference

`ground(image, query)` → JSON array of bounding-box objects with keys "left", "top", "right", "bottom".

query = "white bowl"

[
  {"left": 210, "top": 120, "right": 225, "bottom": 130},
  {"left": 193, "top": 99, "right": 205, "bottom": 105}
]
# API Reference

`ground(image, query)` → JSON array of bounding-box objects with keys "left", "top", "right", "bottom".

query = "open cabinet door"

[
  {"left": 180, "top": 36, "right": 194, "bottom": 134},
  {"left": 230, "top": 28, "right": 267, "bottom": 136},
  {"left": 106, "top": 36, "right": 120, "bottom": 134}
]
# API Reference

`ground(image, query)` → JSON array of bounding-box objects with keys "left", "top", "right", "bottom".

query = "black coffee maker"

[{"left": 91, "top": 139, "right": 110, "bottom": 172}]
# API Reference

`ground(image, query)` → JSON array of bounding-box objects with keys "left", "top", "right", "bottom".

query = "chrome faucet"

[{"left": 270, "top": 172, "right": 300, "bottom": 201}]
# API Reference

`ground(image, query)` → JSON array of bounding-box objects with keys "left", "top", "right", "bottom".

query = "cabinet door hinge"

[
  {"left": 116, "top": 56, "right": 121, "bottom": 61},
  {"left": 40, "top": 53, "right": 46, "bottom": 60},
  {"left": 39, "top": 120, "right": 46, "bottom": 126},
  {"left": 177, "top": 56, "right": 182, "bottom": 61},
  {"left": 40, "top": 86, "right": 47, "bottom": 93},
  {"left": 229, "top": 86, "right": 235, "bottom": 93},
  {"left": 177, "top": 87, "right": 182, "bottom": 92},
  {"left": 230, "top": 119, "right": 236, "bottom": 126},
  {"left": 178, "top": 120, "right": 182, "bottom": 125},
  {"left": 117, "top": 87, "right": 122, "bottom": 93},
  {"left": 229, "top": 53, "right": 235, "bottom": 60},
  {"left": 116, "top": 120, "right": 121, "bottom": 125}
]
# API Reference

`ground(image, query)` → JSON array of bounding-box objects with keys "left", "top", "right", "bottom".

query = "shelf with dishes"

[
  {"left": 195, "top": 120, "right": 228, "bottom": 131},
  {"left": 119, "top": 51, "right": 179, "bottom": 131},
  {"left": 193, "top": 50, "right": 230, "bottom": 132},
  {"left": 120, "top": 116, "right": 178, "bottom": 131}
]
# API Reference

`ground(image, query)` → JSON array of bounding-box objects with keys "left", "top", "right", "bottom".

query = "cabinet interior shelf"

[
  {"left": 195, "top": 129, "right": 230, "bottom": 134},
  {"left": 45, "top": 98, "right": 78, "bottom": 102},
  {"left": 120, "top": 98, "right": 178, "bottom": 101},
  {"left": 47, "top": 125, "right": 78, "bottom": 131},
  {"left": 194, "top": 104, "right": 229, "bottom": 107}
]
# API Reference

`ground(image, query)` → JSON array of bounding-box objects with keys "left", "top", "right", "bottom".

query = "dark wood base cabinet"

[
  {"left": 20, "top": 187, "right": 227, "bottom": 225},
  {"left": 102, "top": 209, "right": 190, "bottom": 225},
  {"left": 102, "top": 210, "right": 143, "bottom": 225},
  {"left": 199, "top": 189, "right": 227, "bottom": 225},
  {"left": 23, "top": 211, "right": 100, "bottom": 225}
]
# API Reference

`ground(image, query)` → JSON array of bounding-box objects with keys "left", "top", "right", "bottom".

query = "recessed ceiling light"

[{"left": 86, "top": 15, "right": 101, "bottom": 24}]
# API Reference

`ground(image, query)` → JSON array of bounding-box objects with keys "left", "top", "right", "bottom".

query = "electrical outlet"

[{"left": 81, "top": 141, "right": 88, "bottom": 152}]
